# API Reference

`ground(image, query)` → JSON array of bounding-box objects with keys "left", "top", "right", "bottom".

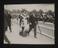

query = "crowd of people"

[
  {"left": 4, "top": 9, "right": 55, "bottom": 44},
  {"left": 18, "top": 12, "right": 39, "bottom": 38}
]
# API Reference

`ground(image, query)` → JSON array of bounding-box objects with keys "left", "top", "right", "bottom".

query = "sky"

[{"left": 4, "top": 4, "right": 55, "bottom": 12}]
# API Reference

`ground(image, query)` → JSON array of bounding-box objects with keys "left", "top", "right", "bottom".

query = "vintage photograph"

[{"left": 4, "top": 4, "right": 55, "bottom": 44}]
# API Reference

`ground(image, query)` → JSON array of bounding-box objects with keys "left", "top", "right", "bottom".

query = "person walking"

[{"left": 27, "top": 13, "right": 38, "bottom": 38}]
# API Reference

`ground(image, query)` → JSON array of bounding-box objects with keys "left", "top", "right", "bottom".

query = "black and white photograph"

[{"left": 4, "top": 4, "right": 55, "bottom": 44}]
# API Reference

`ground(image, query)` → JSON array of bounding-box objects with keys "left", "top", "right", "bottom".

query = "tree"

[
  {"left": 17, "top": 9, "right": 21, "bottom": 13},
  {"left": 38, "top": 9, "right": 44, "bottom": 15},
  {"left": 21, "top": 9, "right": 27, "bottom": 13},
  {"left": 21, "top": 9, "right": 29, "bottom": 16},
  {"left": 31, "top": 9, "right": 37, "bottom": 14},
  {"left": 47, "top": 10, "right": 54, "bottom": 16}
]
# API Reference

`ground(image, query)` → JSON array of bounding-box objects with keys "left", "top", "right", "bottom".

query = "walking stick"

[{"left": 37, "top": 21, "right": 42, "bottom": 34}]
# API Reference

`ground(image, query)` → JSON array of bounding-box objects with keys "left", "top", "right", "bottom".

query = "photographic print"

[{"left": 4, "top": 4, "right": 55, "bottom": 44}]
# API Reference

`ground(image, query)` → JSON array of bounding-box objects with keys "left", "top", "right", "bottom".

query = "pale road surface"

[{"left": 4, "top": 19, "right": 55, "bottom": 44}]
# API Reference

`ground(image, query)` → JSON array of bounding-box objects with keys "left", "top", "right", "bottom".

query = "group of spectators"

[
  {"left": 9, "top": 9, "right": 55, "bottom": 23},
  {"left": 4, "top": 9, "right": 55, "bottom": 44}
]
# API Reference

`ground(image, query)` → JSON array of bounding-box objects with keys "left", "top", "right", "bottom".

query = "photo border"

[{"left": 0, "top": 0, "right": 55, "bottom": 48}]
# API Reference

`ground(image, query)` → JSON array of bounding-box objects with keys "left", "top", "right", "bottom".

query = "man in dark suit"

[
  {"left": 27, "top": 13, "right": 38, "bottom": 38},
  {"left": 8, "top": 14, "right": 12, "bottom": 32},
  {"left": 4, "top": 11, "right": 12, "bottom": 32},
  {"left": 4, "top": 11, "right": 11, "bottom": 44}
]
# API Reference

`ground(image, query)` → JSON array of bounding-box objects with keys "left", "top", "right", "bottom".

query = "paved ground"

[{"left": 4, "top": 19, "right": 55, "bottom": 44}]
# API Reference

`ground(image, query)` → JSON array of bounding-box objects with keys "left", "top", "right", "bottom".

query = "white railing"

[{"left": 37, "top": 21, "right": 55, "bottom": 39}]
